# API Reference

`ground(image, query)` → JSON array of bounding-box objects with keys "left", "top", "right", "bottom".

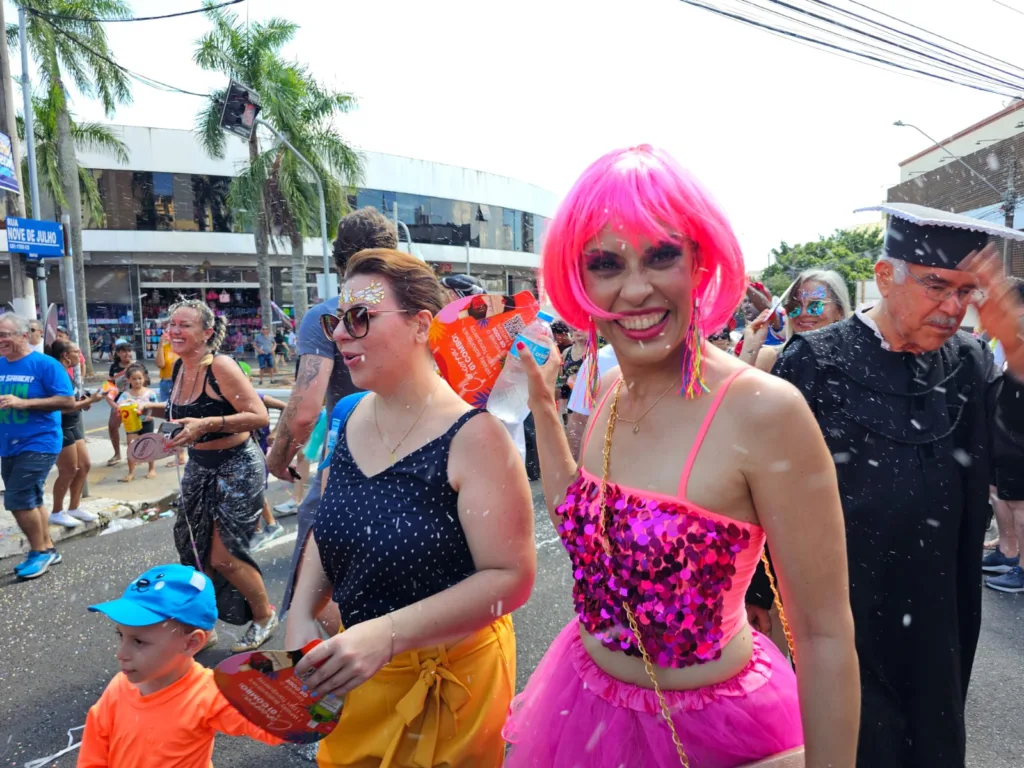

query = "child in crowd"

[
  {"left": 116, "top": 363, "right": 158, "bottom": 482},
  {"left": 104, "top": 342, "right": 135, "bottom": 466},
  {"left": 78, "top": 564, "right": 283, "bottom": 767},
  {"left": 249, "top": 394, "right": 286, "bottom": 551}
]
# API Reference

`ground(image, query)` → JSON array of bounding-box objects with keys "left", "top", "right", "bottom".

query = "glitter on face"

[
  {"left": 556, "top": 473, "right": 756, "bottom": 668},
  {"left": 341, "top": 280, "right": 386, "bottom": 305}
]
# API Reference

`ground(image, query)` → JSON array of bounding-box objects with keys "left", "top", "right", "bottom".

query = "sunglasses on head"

[
  {"left": 320, "top": 306, "right": 412, "bottom": 341},
  {"left": 786, "top": 300, "right": 831, "bottom": 318}
]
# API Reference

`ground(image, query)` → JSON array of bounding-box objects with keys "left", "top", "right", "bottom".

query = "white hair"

[
  {"left": 877, "top": 255, "right": 908, "bottom": 284},
  {"left": 0, "top": 313, "right": 29, "bottom": 334}
]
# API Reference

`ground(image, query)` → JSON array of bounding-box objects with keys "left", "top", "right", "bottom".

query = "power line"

[
  {"left": 735, "top": 0, "right": 1024, "bottom": 94},
  {"left": 992, "top": 0, "right": 1024, "bottom": 18},
  {"left": 759, "top": 0, "right": 1024, "bottom": 92},
  {"left": 676, "top": 0, "right": 1024, "bottom": 99},
  {"left": 19, "top": 0, "right": 244, "bottom": 24},
  {"left": 807, "top": 0, "right": 1024, "bottom": 87},
  {"left": 36, "top": 13, "right": 213, "bottom": 99},
  {"left": 847, "top": 0, "right": 1024, "bottom": 80}
]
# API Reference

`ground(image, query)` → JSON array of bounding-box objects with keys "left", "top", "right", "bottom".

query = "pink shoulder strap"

[
  {"left": 580, "top": 377, "right": 621, "bottom": 457},
  {"left": 678, "top": 367, "right": 749, "bottom": 497}
]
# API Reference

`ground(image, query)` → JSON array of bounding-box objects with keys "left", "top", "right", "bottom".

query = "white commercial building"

[{"left": 0, "top": 125, "right": 557, "bottom": 356}]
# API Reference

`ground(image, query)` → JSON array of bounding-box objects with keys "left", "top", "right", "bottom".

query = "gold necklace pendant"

[{"left": 389, "top": 450, "right": 397, "bottom": 465}]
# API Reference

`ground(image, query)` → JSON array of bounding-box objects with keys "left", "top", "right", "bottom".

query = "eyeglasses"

[
  {"left": 0, "top": 331, "right": 18, "bottom": 339},
  {"left": 906, "top": 270, "right": 984, "bottom": 305},
  {"left": 786, "top": 300, "right": 831, "bottom": 318},
  {"left": 320, "top": 306, "right": 412, "bottom": 341}
]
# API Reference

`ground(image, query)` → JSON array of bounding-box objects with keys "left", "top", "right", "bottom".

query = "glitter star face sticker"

[
  {"left": 796, "top": 285, "right": 828, "bottom": 301},
  {"left": 341, "top": 280, "right": 386, "bottom": 306}
]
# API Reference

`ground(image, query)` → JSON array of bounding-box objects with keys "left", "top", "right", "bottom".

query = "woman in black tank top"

[
  {"left": 142, "top": 300, "right": 274, "bottom": 653},
  {"left": 285, "top": 249, "right": 536, "bottom": 768}
]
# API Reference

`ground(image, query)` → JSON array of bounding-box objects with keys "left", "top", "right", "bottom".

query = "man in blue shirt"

[
  {"left": 267, "top": 207, "right": 397, "bottom": 624},
  {"left": 0, "top": 314, "right": 75, "bottom": 579}
]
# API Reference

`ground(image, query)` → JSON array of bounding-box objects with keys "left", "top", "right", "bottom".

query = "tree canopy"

[{"left": 759, "top": 226, "right": 883, "bottom": 300}]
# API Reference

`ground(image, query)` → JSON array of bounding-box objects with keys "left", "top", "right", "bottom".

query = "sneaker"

[
  {"left": 13, "top": 550, "right": 45, "bottom": 574},
  {"left": 49, "top": 511, "right": 82, "bottom": 528},
  {"left": 986, "top": 566, "right": 1024, "bottom": 593},
  {"left": 202, "top": 629, "right": 219, "bottom": 651},
  {"left": 231, "top": 609, "right": 279, "bottom": 652},
  {"left": 273, "top": 499, "right": 298, "bottom": 515},
  {"left": 17, "top": 550, "right": 55, "bottom": 580},
  {"left": 47, "top": 548, "right": 62, "bottom": 566},
  {"left": 982, "top": 547, "right": 1020, "bottom": 574},
  {"left": 68, "top": 508, "right": 100, "bottom": 523},
  {"left": 252, "top": 523, "right": 285, "bottom": 552}
]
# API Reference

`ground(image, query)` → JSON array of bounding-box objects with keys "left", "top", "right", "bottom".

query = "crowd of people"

[{"left": 3, "top": 143, "right": 1024, "bottom": 768}]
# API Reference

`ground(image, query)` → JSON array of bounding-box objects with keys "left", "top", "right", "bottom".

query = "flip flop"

[{"left": 107, "top": 457, "right": 122, "bottom": 466}]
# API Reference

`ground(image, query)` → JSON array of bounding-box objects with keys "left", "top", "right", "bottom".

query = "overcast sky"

[{"left": 18, "top": 0, "right": 1024, "bottom": 269}]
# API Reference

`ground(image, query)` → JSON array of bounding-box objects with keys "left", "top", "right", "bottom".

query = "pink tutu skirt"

[{"left": 502, "top": 620, "right": 803, "bottom": 768}]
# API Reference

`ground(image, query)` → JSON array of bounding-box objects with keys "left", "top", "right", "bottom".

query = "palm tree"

[
  {"left": 17, "top": 92, "right": 128, "bottom": 225},
  {"left": 194, "top": 4, "right": 362, "bottom": 326},
  {"left": 11, "top": 0, "right": 132, "bottom": 373},
  {"left": 238, "top": 78, "right": 361, "bottom": 323}
]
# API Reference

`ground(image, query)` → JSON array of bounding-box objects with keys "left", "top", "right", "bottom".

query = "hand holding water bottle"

[{"left": 487, "top": 311, "right": 560, "bottom": 423}]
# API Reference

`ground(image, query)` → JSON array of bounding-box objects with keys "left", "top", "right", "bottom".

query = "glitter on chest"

[{"left": 557, "top": 474, "right": 752, "bottom": 668}]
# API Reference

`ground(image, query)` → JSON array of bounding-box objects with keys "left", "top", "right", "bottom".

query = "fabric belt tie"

[{"left": 380, "top": 649, "right": 472, "bottom": 767}]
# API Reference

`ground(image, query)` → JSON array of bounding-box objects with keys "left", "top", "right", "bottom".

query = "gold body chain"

[{"left": 597, "top": 380, "right": 795, "bottom": 768}]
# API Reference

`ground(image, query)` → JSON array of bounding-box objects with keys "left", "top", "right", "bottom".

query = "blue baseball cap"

[{"left": 88, "top": 564, "right": 217, "bottom": 631}]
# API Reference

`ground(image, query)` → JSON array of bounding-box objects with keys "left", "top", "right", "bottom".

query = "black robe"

[{"left": 773, "top": 314, "right": 1024, "bottom": 767}]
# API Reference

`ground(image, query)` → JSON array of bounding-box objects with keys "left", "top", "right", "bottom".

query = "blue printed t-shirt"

[
  {"left": 0, "top": 351, "right": 74, "bottom": 456},
  {"left": 298, "top": 297, "right": 361, "bottom": 416}
]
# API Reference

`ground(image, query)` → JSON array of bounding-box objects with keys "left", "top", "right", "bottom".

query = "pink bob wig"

[{"left": 542, "top": 145, "right": 746, "bottom": 338}]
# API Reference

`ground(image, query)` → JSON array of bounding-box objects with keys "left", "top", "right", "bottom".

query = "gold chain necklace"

[
  {"left": 600, "top": 381, "right": 795, "bottom": 768},
  {"left": 599, "top": 380, "right": 690, "bottom": 767},
  {"left": 614, "top": 377, "right": 680, "bottom": 434},
  {"left": 373, "top": 378, "right": 442, "bottom": 464}
]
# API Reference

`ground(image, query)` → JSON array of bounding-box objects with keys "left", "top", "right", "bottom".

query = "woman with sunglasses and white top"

[
  {"left": 285, "top": 248, "right": 536, "bottom": 768},
  {"left": 738, "top": 269, "right": 851, "bottom": 372}
]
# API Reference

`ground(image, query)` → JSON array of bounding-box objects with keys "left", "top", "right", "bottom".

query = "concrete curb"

[{"left": 0, "top": 491, "right": 177, "bottom": 563}]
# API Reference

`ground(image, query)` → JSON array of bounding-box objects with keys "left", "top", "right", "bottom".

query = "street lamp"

[{"left": 893, "top": 120, "right": 1003, "bottom": 197}]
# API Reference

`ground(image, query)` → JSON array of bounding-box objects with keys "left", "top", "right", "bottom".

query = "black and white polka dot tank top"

[{"left": 314, "top": 407, "right": 484, "bottom": 628}]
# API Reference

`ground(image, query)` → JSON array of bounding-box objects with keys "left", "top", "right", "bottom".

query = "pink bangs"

[{"left": 542, "top": 145, "right": 745, "bottom": 336}]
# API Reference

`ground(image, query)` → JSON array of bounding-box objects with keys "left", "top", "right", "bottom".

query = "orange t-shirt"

[{"left": 77, "top": 661, "right": 283, "bottom": 768}]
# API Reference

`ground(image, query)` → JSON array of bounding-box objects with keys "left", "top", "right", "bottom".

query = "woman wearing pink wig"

[{"left": 503, "top": 145, "right": 859, "bottom": 767}]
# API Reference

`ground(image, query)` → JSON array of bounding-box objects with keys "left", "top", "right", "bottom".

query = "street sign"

[
  {"left": 5, "top": 216, "right": 64, "bottom": 261},
  {"left": 0, "top": 132, "right": 19, "bottom": 194}
]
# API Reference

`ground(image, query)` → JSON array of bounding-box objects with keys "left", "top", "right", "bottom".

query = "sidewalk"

[{"left": 0, "top": 432, "right": 302, "bottom": 562}]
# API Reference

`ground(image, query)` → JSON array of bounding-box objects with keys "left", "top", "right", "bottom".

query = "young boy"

[{"left": 78, "top": 564, "right": 283, "bottom": 767}]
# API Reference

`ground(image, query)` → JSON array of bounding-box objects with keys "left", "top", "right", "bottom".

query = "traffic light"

[{"left": 219, "top": 80, "right": 261, "bottom": 140}]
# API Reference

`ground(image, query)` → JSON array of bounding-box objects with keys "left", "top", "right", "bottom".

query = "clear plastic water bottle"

[{"left": 487, "top": 311, "right": 555, "bottom": 423}]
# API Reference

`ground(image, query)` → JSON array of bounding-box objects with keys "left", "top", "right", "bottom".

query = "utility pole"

[
  {"left": 1004, "top": 153, "right": 1017, "bottom": 276},
  {"left": 0, "top": 1, "right": 32, "bottom": 317}
]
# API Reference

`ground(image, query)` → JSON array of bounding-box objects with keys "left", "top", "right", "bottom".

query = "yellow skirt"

[{"left": 317, "top": 615, "right": 516, "bottom": 768}]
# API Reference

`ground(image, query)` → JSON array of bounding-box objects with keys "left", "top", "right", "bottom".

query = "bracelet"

[
  {"left": 220, "top": 415, "right": 227, "bottom": 432},
  {"left": 388, "top": 614, "right": 396, "bottom": 661}
]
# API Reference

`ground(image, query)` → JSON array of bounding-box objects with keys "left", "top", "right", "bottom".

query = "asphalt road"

[{"left": 0, "top": 482, "right": 1020, "bottom": 767}]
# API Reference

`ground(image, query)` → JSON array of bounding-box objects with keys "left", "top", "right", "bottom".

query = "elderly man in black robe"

[{"left": 773, "top": 203, "right": 1024, "bottom": 767}]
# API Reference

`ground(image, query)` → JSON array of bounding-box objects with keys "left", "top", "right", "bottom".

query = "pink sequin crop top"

[{"left": 557, "top": 368, "right": 766, "bottom": 669}]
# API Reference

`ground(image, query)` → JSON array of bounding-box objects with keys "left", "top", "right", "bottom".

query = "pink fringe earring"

[
  {"left": 681, "top": 296, "right": 710, "bottom": 400},
  {"left": 583, "top": 321, "right": 601, "bottom": 411}
]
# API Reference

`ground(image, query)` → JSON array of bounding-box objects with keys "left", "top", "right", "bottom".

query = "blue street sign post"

[{"left": 6, "top": 216, "right": 64, "bottom": 262}]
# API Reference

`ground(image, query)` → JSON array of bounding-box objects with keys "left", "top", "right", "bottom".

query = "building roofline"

[
  {"left": 94, "top": 122, "right": 556, "bottom": 196},
  {"left": 898, "top": 100, "right": 1024, "bottom": 167}
]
